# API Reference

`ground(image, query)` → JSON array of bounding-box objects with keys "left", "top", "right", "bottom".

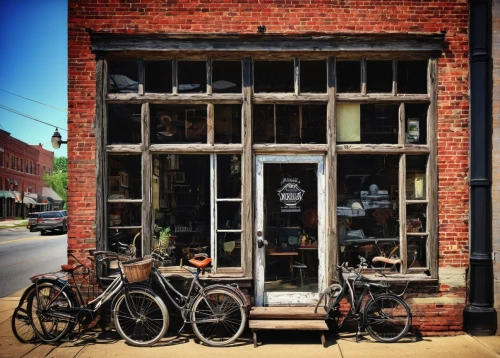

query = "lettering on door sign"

[{"left": 277, "top": 178, "right": 305, "bottom": 213}]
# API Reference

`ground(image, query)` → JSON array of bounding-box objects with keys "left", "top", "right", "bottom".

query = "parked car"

[
  {"left": 37, "top": 211, "right": 68, "bottom": 235},
  {"left": 27, "top": 213, "right": 42, "bottom": 232}
]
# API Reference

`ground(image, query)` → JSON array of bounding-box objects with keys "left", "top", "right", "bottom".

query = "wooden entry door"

[{"left": 254, "top": 155, "right": 326, "bottom": 306}]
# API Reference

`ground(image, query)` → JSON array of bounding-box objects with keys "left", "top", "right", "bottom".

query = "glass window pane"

[
  {"left": 217, "top": 232, "right": 241, "bottom": 268},
  {"left": 217, "top": 154, "right": 241, "bottom": 199},
  {"left": 406, "top": 156, "right": 427, "bottom": 200},
  {"left": 145, "top": 60, "right": 172, "bottom": 93},
  {"left": 337, "top": 155, "right": 400, "bottom": 266},
  {"left": 253, "top": 104, "right": 275, "bottom": 143},
  {"left": 213, "top": 61, "right": 242, "bottom": 93},
  {"left": 178, "top": 61, "right": 206, "bottom": 93},
  {"left": 408, "top": 236, "right": 427, "bottom": 268},
  {"left": 398, "top": 60, "right": 427, "bottom": 94},
  {"left": 360, "top": 104, "right": 399, "bottom": 144},
  {"left": 152, "top": 155, "right": 211, "bottom": 265},
  {"left": 107, "top": 104, "right": 142, "bottom": 144},
  {"left": 367, "top": 60, "right": 393, "bottom": 93},
  {"left": 108, "top": 155, "right": 142, "bottom": 200},
  {"left": 302, "top": 105, "right": 327, "bottom": 144},
  {"left": 407, "top": 204, "right": 427, "bottom": 233},
  {"left": 217, "top": 202, "right": 241, "bottom": 230},
  {"left": 214, "top": 105, "right": 242, "bottom": 144},
  {"left": 300, "top": 60, "right": 326, "bottom": 93},
  {"left": 337, "top": 60, "right": 361, "bottom": 93},
  {"left": 151, "top": 105, "right": 207, "bottom": 144},
  {"left": 254, "top": 60, "right": 294, "bottom": 93},
  {"left": 276, "top": 105, "right": 300, "bottom": 144},
  {"left": 108, "top": 60, "right": 139, "bottom": 93},
  {"left": 405, "top": 103, "right": 428, "bottom": 144}
]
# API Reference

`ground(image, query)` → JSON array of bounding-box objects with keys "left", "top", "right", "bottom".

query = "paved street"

[{"left": 0, "top": 227, "right": 67, "bottom": 297}]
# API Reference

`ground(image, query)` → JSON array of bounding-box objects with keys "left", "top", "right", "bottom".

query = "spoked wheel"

[
  {"left": 113, "top": 289, "right": 169, "bottom": 347},
  {"left": 364, "top": 294, "right": 412, "bottom": 343},
  {"left": 12, "top": 307, "right": 37, "bottom": 343},
  {"left": 190, "top": 288, "right": 246, "bottom": 346},
  {"left": 27, "top": 281, "right": 76, "bottom": 343}
]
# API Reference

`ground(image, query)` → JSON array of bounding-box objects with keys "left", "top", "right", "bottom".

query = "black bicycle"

[
  {"left": 314, "top": 256, "right": 412, "bottom": 343},
  {"left": 12, "top": 251, "right": 168, "bottom": 346},
  {"left": 140, "top": 252, "right": 248, "bottom": 347}
]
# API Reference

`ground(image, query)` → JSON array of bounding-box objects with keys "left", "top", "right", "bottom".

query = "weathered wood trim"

[
  {"left": 107, "top": 199, "right": 143, "bottom": 204},
  {"left": 392, "top": 59, "right": 397, "bottom": 95},
  {"left": 106, "top": 145, "right": 142, "bottom": 153},
  {"left": 399, "top": 154, "right": 407, "bottom": 273},
  {"left": 361, "top": 58, "right": 367, "bottom": 95},
  {"left": 336, "top": 94, "right": 429, "bottom": 102},
  {"left": 253, "top": 93, "right": 328, "bottom": 103},
  {"left": 95, "top": 59, "right": 106, "bottom": 251},
  {"left": 407, "top": 232, "right": 429, "bottom": 236},
  {"left": 211, "top": 155, "right": 217, "bottom": 270},
  {"left": 327, "top": 56, "right": 337, "bottom": 283},
  {"left": 172, "top": 59, "right": 178, "bottom": 95},
  {"left": 141, "top": 103, "right": 152, "bottom": 255},
  {"left": 242, "top": 56, "right": 253, "bottom": 278},
  {"left": 90, "top": 33, "right": 445, "bottom": 54},
  {"left": 149, "top": 144, "right": 243, "bottom": 153},
  {"left": 207, "top": 59, "right": 213, "bottom": 95},
  {"left": 207, "top": 103, "right": 214, "bottom": 145},
  {"left": 106, "top": 93, "right": 242, "bottom": 103},
  {"left": 138, "top": 59, "right": 145, "bottom": 95},
  {"left": 253, "top": 144, "right": 328, "bottom": 154},
  {"left": 336, "top": 144, "right": 430, "bottom": 154},
  {"left": 294, "top": 58, "right": 300, "bottom": 96},
  {"left": 108, "top": 226, "right": 142, "bottom": 230},
  {"left": 406, "top": 199, "right": 429, "bottom": 204},
  {"left": 427, "top": 57, "right": 439, "bottom": 279},
  {"left": 399, "top": 103, "right": 405, "bottom": 145},
  {"left": 216, "top": 198, "right": 243, "bottom": 202}
]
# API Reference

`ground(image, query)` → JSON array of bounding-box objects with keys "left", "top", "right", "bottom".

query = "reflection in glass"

[
  {"left": 217, "top": 154, "right": 241, "bottom": 198},
  {"left": 151, "top": 105, "right": 207, "bottom": 144},
  {"left": 145, "top": 60, "right": 172, "bottom": 93},
  {"left": 108, "top": 155, "right": 142, "bottom": 199},
  {"left": 213, "top": 61, "right": 242, "bottom": 93},
  {"left": 337, "top": 155, "right": 399, "bottom": 266},
  {"left": 178, "top": 61, "right": 206, "bottom": 93},
  {"left": 300, "top": 60, "right": 326, "bottom": 93},
  {"left": 398, "top": 60, "right": 427, "bottom": 94},
  {"left": 107, "top": 104, "right": 142, "bottom": 144},
  {"left": 254, "top": 61, "right": 294, "bottom": 93},
  {"left": 108, "top": 60, "right": 139, "bottom": 93},
  {"left": 367, "top": 60, "right": 393, "bottom": 93},
  {"left": 152, "top": 155, "right": 211, "bottom": 266},
  {"left": 214, "top": 105, "right": 242, "bottom": 144},
  {"left": 217, "top": 232, "right": 241, "bottom": 268},
  {"left": 337, "top": 61, "right": 361, "bottom": 93}
]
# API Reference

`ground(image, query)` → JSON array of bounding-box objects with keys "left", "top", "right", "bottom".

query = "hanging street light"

[{"left": 51, "top": 128, "right": 67, "bottom": 149}]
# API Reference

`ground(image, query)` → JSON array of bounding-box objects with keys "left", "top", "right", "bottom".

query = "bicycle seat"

[
  {"left": 61, "top": 264, "right": 84, "bottom": 272},
  {"left": 188, "top": 257, "right": 212, "bottom": 268}
]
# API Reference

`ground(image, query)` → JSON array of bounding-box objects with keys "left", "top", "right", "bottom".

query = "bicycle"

[
  {"left": 314, "top": 256, "right": 412, "bottom": 343},
  {"left": 139, "top": 252, "right": 248, "bottom": 347},
  {"left": 11, "top": 251, "right": 169, "bottom": 347}
]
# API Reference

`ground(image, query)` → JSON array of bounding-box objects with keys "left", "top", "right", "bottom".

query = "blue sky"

[{"left": 0, "top": 0, "right": 67, "bottom": 158}]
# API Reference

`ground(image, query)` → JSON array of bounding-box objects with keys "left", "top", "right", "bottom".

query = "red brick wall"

[{"left": 68, "top": 0, "right": 470, "bottom": 334}]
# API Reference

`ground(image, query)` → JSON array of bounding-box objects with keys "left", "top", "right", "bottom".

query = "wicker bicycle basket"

[{"left": 121, "top": 257, "right": 152, "bottom": 283}]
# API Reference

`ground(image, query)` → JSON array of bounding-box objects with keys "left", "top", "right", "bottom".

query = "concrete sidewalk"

[{"left": 1, "top": 289, "right": 500, "bottom": 358}]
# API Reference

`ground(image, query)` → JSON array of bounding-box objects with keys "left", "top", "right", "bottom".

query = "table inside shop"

[{"left": 266, "top": 249, "right": 298, "bottom": 273}]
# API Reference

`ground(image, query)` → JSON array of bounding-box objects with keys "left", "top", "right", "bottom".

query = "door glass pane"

[
  {"left": 300, "top": 60, "right": 326, "bottom": 93},
  {"left": 337, "top": 60, "right": 361, "bottom": 93},
  {"left": 337, "top": 155, "right": 400, "bottom": 267},
  {"left": 254, "top": 61, "right": 294, "bottom": 93},
  {"left": 213, "top": 61, "right": 242, "bottom": 93},
  {"left": 151, "top": 105, "right": 207, "bottom": 144},
  {"left": 178, "top": 61, "right": 206, "bottom": 93},
  {"left": 264, "top": 163, "right": 318, "bottom": 293},
  {"left": 108, "top": 60, "right": 139, "bottom": 93}
]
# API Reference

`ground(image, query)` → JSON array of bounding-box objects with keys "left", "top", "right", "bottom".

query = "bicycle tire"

[
  {"left": 364, "top": 293, "right": 412, "bottom": 343},
  {"left": 27, "top": 281, "right": 76, "bottom": 343},
  {"left": 113, "top": 289, "right": 169, "bottom": 347},
  {"left": 190, "top": 287, "right": 246, "bottom": 347},
  {"left": 12, "top": 307, "right": 37, "bottom": 344}
]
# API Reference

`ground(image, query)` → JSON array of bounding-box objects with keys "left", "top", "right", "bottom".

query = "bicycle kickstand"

[
  {"left": 355, "top": 324, "right": 361, "bottom": 343},
  {"left": 177, "top": 320, "right": 186, "bottom": 334}
]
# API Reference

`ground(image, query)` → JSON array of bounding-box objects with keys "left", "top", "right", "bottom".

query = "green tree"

[{"left": 44, "top": 156, "right": 68, "bottom": 205}]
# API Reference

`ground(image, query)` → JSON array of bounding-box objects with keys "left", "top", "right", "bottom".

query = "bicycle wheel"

[
  {"left": 364, "top": 293, "right": 412, "bottom": 343},
  {"left": 113, "top": 289, "right": 169, "bottom": 347},
  {"left": 12, "top": 307, "right": 36, "bottom": 343},
  {"left": 190, "top": 287, "right": 246, "bottom": 347},
  {"left": 27, "top": 281, "right": 76, "bottom": 343}
]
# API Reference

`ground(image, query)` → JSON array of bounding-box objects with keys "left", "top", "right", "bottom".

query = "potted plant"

[{"left": 159, "top": 227, "right": 171, "bottom": 249}]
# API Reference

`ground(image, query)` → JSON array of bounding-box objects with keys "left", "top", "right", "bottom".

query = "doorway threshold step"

[
  {"left": 249, "top": 319, "right": 328, "bottom": 347},
  {"left": 249, "top": 306, "right": 326, "bottom": 320}
]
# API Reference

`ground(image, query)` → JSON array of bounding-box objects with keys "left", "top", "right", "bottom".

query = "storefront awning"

[
  {"left": 13, "top": 191, "right": 22, "bottom": 203},
  {"left": 0, "top": 190, "right": 14, "bottom": 199},
  {"left": 23, "top": 196, "right": 37, "bottom": 205},
  {"left": 42, "top": 187, "right": 63, "bottom": 202}
]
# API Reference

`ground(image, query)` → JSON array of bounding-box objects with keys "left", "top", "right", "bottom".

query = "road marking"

[{"left": 0, "top": 235, "right": 65, "bottom": 245}]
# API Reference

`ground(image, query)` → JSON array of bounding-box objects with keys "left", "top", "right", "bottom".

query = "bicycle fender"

[
  {"left": 21, "top": 278, "right": 78, "bottom": 308},
  {"left": 201, "top": 284, "right": 248, "bottom": 309},
  {"left": 16, "top": 284, "right": 36, "bottom": 307}
]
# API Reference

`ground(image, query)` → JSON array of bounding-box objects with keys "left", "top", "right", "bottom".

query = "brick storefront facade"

[{"left": 68, "top": 0, "right": 471, "bottom": 334}]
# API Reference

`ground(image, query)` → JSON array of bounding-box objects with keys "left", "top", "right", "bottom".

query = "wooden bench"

[{"left": 249, "top": 307, "right": 329, "bottom": 347}]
